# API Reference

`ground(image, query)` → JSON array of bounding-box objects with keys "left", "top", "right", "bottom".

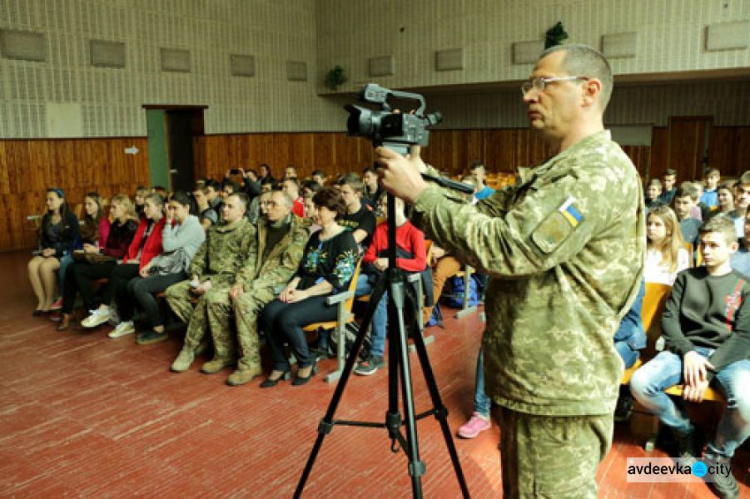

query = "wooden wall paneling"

[
  {"left": 289, "top": 134, "right": 314, "bottom": 177},
  {"left": 649, "top": 127, "right": 668, "bottom": 180},
  {"left": 0, "top": 142, "right": 9, "bottom": 195},
  {"left": 312, "top": 133, "right": 334, "bottom": 172},
  {"left": 667, "top": 117, "right": 711, "bottom": 182},
  {"left": 354, "top": 136, "right": 374, "bottom": 171},
  {"left": 708, "top": 127, "right": 737, "bottom": 177},
  {"left": 465, "top": 130, "right": 484, "bottom": 169},
  {"left": 737, "top": 128, "right": 750, "bottom": 175}
]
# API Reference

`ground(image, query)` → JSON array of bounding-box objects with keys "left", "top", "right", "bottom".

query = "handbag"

[{"left": 72, "top": 251, "right": 116, "bottom": 264}]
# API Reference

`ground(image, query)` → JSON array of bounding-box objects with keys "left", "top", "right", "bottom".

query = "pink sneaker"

[
  {"left": 49, "top": 298, "right": 63, "bottom": 311},
  {"left": 457, "top": 412, "right": 491, "bottom": 439}
]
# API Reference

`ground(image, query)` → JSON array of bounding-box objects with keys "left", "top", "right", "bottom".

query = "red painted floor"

[{"left": 2, "top": 249, "right": 749, "bottom": 498}]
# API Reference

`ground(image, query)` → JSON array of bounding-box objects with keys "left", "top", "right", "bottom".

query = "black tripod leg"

[
  {"left": 388, "top": 276, "right": 425, "bottom": 498},
  {"left": 409, "top": 319, "right": 471, "bottom": 498},
  {"left": 294, "top": 276, "right": 388, "bottom": 498}
]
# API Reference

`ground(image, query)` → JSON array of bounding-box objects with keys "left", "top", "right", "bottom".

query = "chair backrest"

[
  {"left": 424, "top": 240, "right": 433, "bottom": 267},
  {"left": 343, "top": 258, "right": 362, "bottom": 313},
  {"left": 641, "top": 282, "right": 672, "bottom": 359},
  {"left": 684, "top": 242, "right": 694, "bottom": 267}
]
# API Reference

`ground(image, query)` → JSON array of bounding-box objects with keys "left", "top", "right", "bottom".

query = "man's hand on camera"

[{"left": 375, "top": 145, "right": 428, "bottom": 205}]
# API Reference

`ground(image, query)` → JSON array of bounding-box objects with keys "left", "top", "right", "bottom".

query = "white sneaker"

[
  {"left": 81, "top": 308, "right": 112, "bottom": 328},
  {"left": 108, "top": 321, "right": 135, "bottom": 338},
  {"left": 107, "top": 309, "right": 121, "bottom": 326}
]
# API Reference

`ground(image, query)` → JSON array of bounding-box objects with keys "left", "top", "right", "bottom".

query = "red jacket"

[
  {"left": 122, "top": 218, "right": 165, "bottom": 271},
  {"left": 363, "top": 220, "right": 426, "bottom": 272},
  {"left": 293, "top": 197, "right": 305, "bottom": 218}
]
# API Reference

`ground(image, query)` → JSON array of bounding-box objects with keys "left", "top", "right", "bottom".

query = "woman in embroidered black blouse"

[{"left": 260, "top": 187, "right": 358, "bottom": 387}]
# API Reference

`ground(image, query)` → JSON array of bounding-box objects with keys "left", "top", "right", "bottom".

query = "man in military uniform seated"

[
  {"left": 166, "top": 192, "right": 254, "bottom": 374},
  {"left": 222, "top": 190, "right": 310, "bottom": 386}
]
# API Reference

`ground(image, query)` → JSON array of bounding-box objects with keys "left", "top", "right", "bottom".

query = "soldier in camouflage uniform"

[
  {"left": 223, "top": 191, "right": 310, "bottom": 386},
  {"left": 377, "top": 44, "right": 645, "bottom": 497},
  {"left": 166, "top": 193, "right": 255, "bottom": 374}
]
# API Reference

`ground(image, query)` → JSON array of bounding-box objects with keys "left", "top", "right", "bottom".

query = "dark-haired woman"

[
  {"left": 56, "top": 195, "right": 139, "bottom": 330},
  {"left": 111, "top": 192, "right": 205, "bottom": 344},
  {"left": 51, "top": 192, "right": 110, "bottom": 311},
  {"left": 28, "top": 188, "right": 80, "bottom": 315},
  {"left": 260, "top": 187, "right": 358, "bottom": 387},
  {"left": 79, "top": 193, "right": 167, "bottom": 330}
]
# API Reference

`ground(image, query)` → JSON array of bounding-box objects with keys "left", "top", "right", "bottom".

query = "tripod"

[{"left": 294, "top": 194, "right": 470, "bottom": 498}]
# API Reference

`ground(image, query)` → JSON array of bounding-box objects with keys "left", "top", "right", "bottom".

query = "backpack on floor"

[
  {"left": 327, "top": 321, "right": 371, "bottom": 361},
  {"left": 446, "top": 274, "right": 480, "bottom": 308}
]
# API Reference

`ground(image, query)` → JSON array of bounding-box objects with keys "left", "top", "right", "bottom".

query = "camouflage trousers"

[
  {"left": 231, "top": 287, "right": 275, "bottom": 371},
  {"left": 492, "top": 406, "right": 613, "bottom": 498},
  {"left": 165, "top": 280, "right": 236, "bottom": 360}
]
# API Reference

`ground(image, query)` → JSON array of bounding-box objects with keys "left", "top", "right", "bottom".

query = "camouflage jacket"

[
  {"left": 189, "top": 218, "right": 255, "bottom": 289},
  {"left": 235, "top": 214, "right": 310, "bottom": 295},
  {"left": 411, "top": 130, "right": 646, "bottom": 416}
]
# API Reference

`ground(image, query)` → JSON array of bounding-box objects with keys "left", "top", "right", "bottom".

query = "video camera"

[{"left": 345, "top": 84, "right": 443, "bottom": 155}]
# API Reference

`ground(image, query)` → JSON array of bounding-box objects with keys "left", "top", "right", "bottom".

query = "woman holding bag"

[{"left": 110, "top": 192, "right": 205, "bottom": 344}]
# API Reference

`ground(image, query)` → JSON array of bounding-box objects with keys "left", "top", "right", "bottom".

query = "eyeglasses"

[{"left": 521, "top": 76, "right": 589, "bottom": 95}]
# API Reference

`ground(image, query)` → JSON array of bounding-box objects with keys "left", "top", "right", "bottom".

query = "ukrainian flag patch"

[{"left": 559, "top": 196, "right": 583, "bottom": 227}]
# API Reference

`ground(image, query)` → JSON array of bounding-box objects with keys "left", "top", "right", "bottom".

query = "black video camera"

[{"left": 345, "top": 84, "right": 443, "bottom": 155}]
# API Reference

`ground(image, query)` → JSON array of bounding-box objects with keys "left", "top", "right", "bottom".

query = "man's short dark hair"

[
  {"left": 205, "top": 179, "right": 221, "bottom": 192},
  {"left": 222, "top": 179, "right": 239, "bottom": 192},
  {"left": 336, "top": 172, "right": 364, "bottom": 194},
  {"left": 229, "top": 192, "right": 249, "bottom": 209},
  {"left": 469, "top": 161, "right": 485, "bottom": 172},
  {"left": 312, "top": 169, "right": 326, "bottom": 178},
  {"left": 313, "top": 186, "right": 347, "bottom": 219},
  {"left": 664, "top": 169, "right": 677, "bottom": 177},
  {"left": 699, "top": 214, "right": 737, "bottom": 246},
  {"left": 705, "top": 167, "right": 720, "bottom": 177},
  {"left": 300, "top": 179, "right": 321, "bottom": 193},
  {"left": 539, "top": 44, "right": 613, "bottom": 111},
  {"left": 675, "top": 182, "right": 699, "bottom": 201}
]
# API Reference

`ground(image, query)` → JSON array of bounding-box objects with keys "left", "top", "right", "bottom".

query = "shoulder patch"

[{"left": 531, "top": 196, "right": 584, "bottom": 254}]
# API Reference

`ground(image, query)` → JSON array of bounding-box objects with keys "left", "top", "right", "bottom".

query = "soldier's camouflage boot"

[
  {"left": 171, "top": 347, "right": 195, "bottom": 372},
  {"left": 201, "top": 357, "right": 233, "bottom": 374},
  {"left": 226, "top": 365, "right": 263, "bottom": 386}
]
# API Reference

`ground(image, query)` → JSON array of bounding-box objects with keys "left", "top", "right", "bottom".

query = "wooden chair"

[
  {"left": 302, "top": 259, "right": 362, "bottom": 383},
  {"left": 620, "top": 282, "right": 672, "bottom": 385}
]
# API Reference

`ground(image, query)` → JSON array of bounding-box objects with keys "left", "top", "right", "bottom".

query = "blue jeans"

[
  {"left": 59, "top": 254, "right": 74, "bottom": 289},
  {"left": 475, "top": 347, "right": 491, "bottom": 417},
  {"left": 615, "top": 340, "right": 640, "bottom": 369},
  {"left": 630, "top": 346, "right": 750, "bottom": 458},
  {"left": 355, "top": 274, "right": 387, "bottom": 358}
]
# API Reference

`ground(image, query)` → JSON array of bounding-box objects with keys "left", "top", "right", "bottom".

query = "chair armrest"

[{"left": 325, "top": 290, "right": 354, "bottom": 306}]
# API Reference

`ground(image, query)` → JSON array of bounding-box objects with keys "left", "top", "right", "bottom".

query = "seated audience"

[
  {"left": 282, "top": 177, "right": 305, "bottom": 218},
  {"left": 645, "top": 179, "right": 664, "bottom": 211},
  {"left": 259, "top": 187, "right": 357, "bottom": 388},
  {"left": 204, "top": 179, "right": 223, "bottom": 212},
  {"left": 134, "top": 186, "right": 149, "bottom": 219},
  {"left": 673, "top": 184, "right": 702, "bottom": 250},
  {"left": 734, "top": 172, "right": 750, "bottom": 238},
  {"left": 28, "top": 188, "right": 80, "bottom": 315},
  {"left": 731, "top": 210, "right": 750, "bottom": 278},
  {"left": 51, "top": 192, "right": 110, "bottom": 311},
  {"left": 645, "top": 206, "right": 690, "bottom": 285},
  {"left": 302, "top": 191, "right": 321, "bottom": 233},
  {"left": 658, "top": 168, "right": 677, "bottom": 205},
  {"left": 336, "top": 173, "right": 377, "bottom": 250},
  {"left": 362, "top": 166, "right": 383, "bottom": 209},
  {"left": 709, "top": 180, "right": 738, "bottom": 221},
  {"left": 311, "top": 169, "right": 327, "bottom": 186},
  {"left": 258, "top": 163, "right": 274, "bottom": 183},
  {"left": 353, "top": 195, "right": 427, "bottom": 376},
  {"left": 80, "top": 193, "right": 166, "bottom": 329},
  {"left": 221, "top": 180, "right": 240, "bottom": 200},
  {"left": 225, "top": 167, "right": 261, "bottom": 202},
  {"left": 111, "top": 192, "right": 206, "bottom": 344},
  {"left": 165, "top": 193, "right": 254, "bottom": 373},
  {"left": 55, "top": 195, "right": 139, "bottom": 330},
  {"left": 700, "top": 167, "right": 720, "bottom": 209},
  {"left": 630, "top": 216, "right": 750, "bottom": 498},
  {"left": 193, "top": 184, "right": 219, "bottom": 231},
  {"left": 469, "top": 161, "right": 495, "bottom": 200},
  {"left": 284, "top": 164, "right": 298, "bottom": 180},
  {"left": 300, "top": 179, "right": 321, "bottom": 199}
]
